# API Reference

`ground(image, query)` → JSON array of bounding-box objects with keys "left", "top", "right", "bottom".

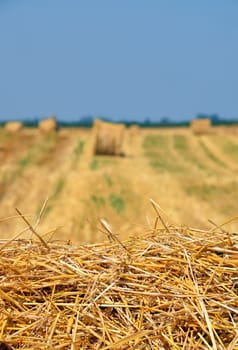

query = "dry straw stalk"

[{"left": 0, "top": 221, "right": 238, "bottom": 349}]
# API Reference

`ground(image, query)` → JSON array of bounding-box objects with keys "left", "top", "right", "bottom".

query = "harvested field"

[
  {"left": 0, "top": 127, "right": 238, "bottom": 243},
  {"left": 0, "top": 217, "right": 238, "bottom": 349}
]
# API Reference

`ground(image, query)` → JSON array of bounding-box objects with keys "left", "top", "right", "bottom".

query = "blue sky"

[{"left": 0, "top": 0, "right": 237, "bottom": 122}]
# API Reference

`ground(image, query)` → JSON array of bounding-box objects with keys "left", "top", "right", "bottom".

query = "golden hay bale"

[
  {"left": 93, "top": 119, "right": 125, "bottom": 156},
  {"left": 5, "top": 121, "right": 23, "bottom": 133},
  {"left": 190, "top": 118, "right": 211, "bottom": 135},
  {"left": 38, "top": 116, "right": 58, "bottom": 133}
]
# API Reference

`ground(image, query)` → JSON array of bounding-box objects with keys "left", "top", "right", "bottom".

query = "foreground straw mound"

[
  {"left": 0, "top": 226, "right": 238, "bottom": 349},
  {"left": 93, "top": 119, "right": 125, "bottom": 156}
]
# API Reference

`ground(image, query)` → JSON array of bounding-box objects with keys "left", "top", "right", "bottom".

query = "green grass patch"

[
  {"left": 2, "top": 171, "right": 11, "bottom": 184},
  {"left": 173, "top": 134, "right": 188, "bottom": 152},
  {"left": 109, "top": 194, "right": 125, "bottom": 213},
  {"left": 90, "top": 157, "right": 118, "bottom": 171},
  {"left": 74, "top": 140, "right": 85, "bottom": 158},
  {"left": 199, "top": 140, "right": 226, "bottom": 167},
  {"left": 18, "top": 153, "right": 33, "bottom": 168},
  {"left": 143, "top": 134, "right": 168, "bottom": 149},
  {"left": 32, "top": 133, "right": 58, "bottom": 165},
  {"left": 0, "top": 168, "right": 23, "bottom": 194},
  {"left": 17, "top": 134, "right": 58, "bottom": 167},
  {"left": 172, "top": 135, "right": 207, "bottom": 171},
  {"left": 72, "top": 140, "right": 85, "bottom": 168},
  {"left": 185, "top": 181, "right": 238, "bottom": 215},
  {"left": 223, "top": 141, "right": 238, "bottom": 156},
  {"left": 91, "top": 194, "right": 106, "bottom": 207},
  {"left": 52, "top": 178, "right": 65, "bottom": 199},
  {"left": 104, "top": 174, "right": 113, "bottom": 187},
  {"left": 36, "top": 202, "right": 53, "bottom": 218},
  {"left": 143, "top": 135, "right": 184, "bottom": 173},
  {"left": 185, "top": 181, "right": 238, "bottom": 200},
  {"left": 90, "top": 158, "right": 99, "bottom": 170},
  {"left": 43, "top": 205, "right": 53, "bottom": 216},
  {"left": 149, "top": 159, "right": 181, "bottom": 172}
]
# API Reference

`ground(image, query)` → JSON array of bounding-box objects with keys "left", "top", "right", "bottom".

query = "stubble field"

[{"left": 0, "top": 126, "right": 238, "bottom": 243}]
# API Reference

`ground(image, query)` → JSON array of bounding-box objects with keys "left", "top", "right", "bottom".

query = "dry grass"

[{"left": 0, "top": 210, "right": 238, "bottom": 349}]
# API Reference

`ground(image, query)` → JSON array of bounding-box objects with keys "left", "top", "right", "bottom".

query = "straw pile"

[
  {"left": 93, "top": 119, "right": 125, "bottom": 156},
  {"left": 0, "top": 220, "right": 238, "bottom": 349},
  {"left": 191, "top": 118, "right": 211, "bottom": 135},
  {"left": 4, "top": 121, "right": 23, "bottom": 133},
  {"left": 38, "top": 117, "right": 58, "bottom": 133}
]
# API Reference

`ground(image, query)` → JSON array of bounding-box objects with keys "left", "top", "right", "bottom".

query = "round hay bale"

[
  {"left": 5, "top": 121, "right": 23, "bottom": 133},
  {"left": 38, "top": 116, "right": 58, "bottom": 133},
  {"left": 93, "top": 119, "right": 125, "bottom": 156},
  {"left": 190, "top": 118, "right": 211, "bottom": 135}
]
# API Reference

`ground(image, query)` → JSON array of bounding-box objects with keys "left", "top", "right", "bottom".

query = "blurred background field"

[{"left": 0, "top": 125, "right": 238, "bottom": 243}]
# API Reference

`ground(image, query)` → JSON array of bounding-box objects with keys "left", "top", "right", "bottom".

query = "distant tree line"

[{"left": 0, "top": 114, "right": 237, "bottom": 128}]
